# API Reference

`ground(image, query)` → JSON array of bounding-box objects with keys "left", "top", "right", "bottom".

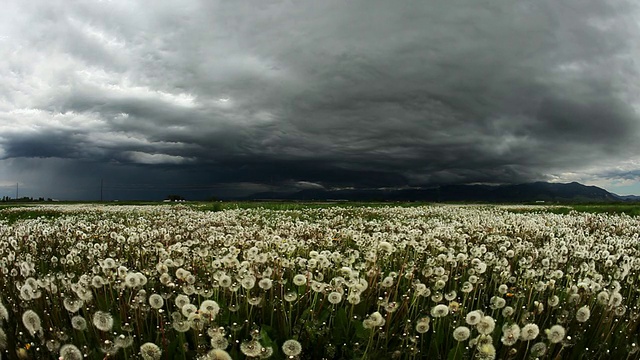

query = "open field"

[{"left": 0, "top": 204, "right": 639, "bottom": 359}]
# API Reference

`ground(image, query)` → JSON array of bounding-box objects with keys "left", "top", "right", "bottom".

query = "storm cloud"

[{"left": 1, "top": 0, "right": 640, "bottom": 199}]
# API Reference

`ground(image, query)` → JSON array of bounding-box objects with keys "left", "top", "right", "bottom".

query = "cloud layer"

[{"left": 2, "top": 0, "right": 640, "bottom": 199}]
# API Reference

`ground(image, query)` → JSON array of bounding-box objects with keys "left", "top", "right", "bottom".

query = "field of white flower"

[{"left": 0, "top": 204, "right": 639, "bottom": 359}]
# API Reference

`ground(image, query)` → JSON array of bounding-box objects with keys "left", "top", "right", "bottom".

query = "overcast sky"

[{"left": 2, "top": 0, "right": 640, "bottom": 200}]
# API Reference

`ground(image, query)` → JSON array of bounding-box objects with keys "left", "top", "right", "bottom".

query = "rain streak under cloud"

[{"left": 1, "top": 0, "right": 640, "bottom": 199}]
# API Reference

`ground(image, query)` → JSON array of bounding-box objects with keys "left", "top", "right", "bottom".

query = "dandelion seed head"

[
  {"left": 576, "top": 305, "right": 590, "bottom": 323},
  {"left": 258, "top": 278, "right": 273, "bottom": 290},
  {"left": 206, "top": 348, "right": 232, "bottom": 360},
  {"left": 466, "top": 310, "right": 483, "bottom": 325},
  {"left": 59, "top": 344, "right": 83, "bottom": 360},
  {"left": 71, "top": 315, "right": 87, "bottom": 331},
  {"left": 175, "top": 294, "right": 190, "bottom": 308},
  {"left": 0, "top": 328, "right": 7, "bottom": 349},
  {"left": 327, "top": 291, "right": 342, "bottom": 304},
  {"left": 530, "top": 342, "right": 547, "bottom": 356},
  {"left": 92, "top": 311, "right": 114, "bottom": 332},
  {"left": 200, "top": 300, "right": 220, "bottom": 317},
  {"left": 431, "top": 304, "right": 449, "bottom": 318},
  {"left": 149, "top": 294, "right": 164, "bottom": 309},
  {"left": 22, "top": 310, "right": 42, "bottom": 336},
  {"left": 476, "top": 316, "right": 496, "bottom": 335},
  {"left": 282, "top": 339, "right": 302, "bottom": 356},
  {"left": 415, "top": 318, "right": 430, "bottom": 334},
  {"left": 453, "top": 326, "right": 471, "bottom": 341},
  {"left": 546, "top": 324, "right": 566, "bottom": 343},
  {"left": 210, "top": 334, "right": 229, "bottom": 350},
  {"left": 140, "top": 342, "right": 162, "bottom": 360},
  {"left": 501, "top": 324, "right": 520, "bottom": 346},
  {"left": 293, "top": 274, "right": 307, "bottom": 286},
  {"left": 240, "top": 340, "right": 262, "bottom": 357}
]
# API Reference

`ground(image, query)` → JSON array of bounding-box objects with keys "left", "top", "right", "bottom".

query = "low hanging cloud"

[{"left": 1, "top": 0, "right": 640, "bottom": 199}]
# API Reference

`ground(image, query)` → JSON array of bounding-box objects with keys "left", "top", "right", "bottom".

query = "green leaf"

[
  {"left": 447, "top": 346, "right": 464, "bottom": 360},
  {"left": 261, "top": 327, "right": 275, "bottom": 348},
  {"left": 166, "top": 336, "right": 179, "bottom": 358},
  {"left": 333, "top": 307, "right": 349, "bottom": 340},
  {"left": 319, "top": 308, "right": 331, "bottom": 323},
  {"left": 354, "top": 320, "right": 369, "bottom": 340}
]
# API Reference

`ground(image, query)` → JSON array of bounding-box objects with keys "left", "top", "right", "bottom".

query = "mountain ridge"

[{"left": 246, "top": 181, "right": 627, "bottom": 203}]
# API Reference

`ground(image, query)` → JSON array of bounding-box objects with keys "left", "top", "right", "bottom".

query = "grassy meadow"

[{"left": 0, "top": 203, "right": 639, "bottom": 359}]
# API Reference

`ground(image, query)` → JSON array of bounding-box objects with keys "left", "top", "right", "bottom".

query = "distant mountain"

[
  {"left": 248, "top": 182, "right": 625, "bottom": 203},
  {"left": 613, "top": 194, "right": 640, "bottom": 201}
]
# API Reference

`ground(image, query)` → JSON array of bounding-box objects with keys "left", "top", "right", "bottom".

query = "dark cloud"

[{"left": 1, "top": 0, "right": 640, "bottom": 199}]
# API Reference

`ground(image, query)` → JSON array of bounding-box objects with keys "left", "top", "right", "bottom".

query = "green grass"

[
  {"left": 505, "top": 203, "right": 640, "bottom": 216},
  {"left": 0, "top": 208, "right": 65, "bottom": 224},
  {"left": 192, "top": 201, "right": 433, "bottom": 212}
]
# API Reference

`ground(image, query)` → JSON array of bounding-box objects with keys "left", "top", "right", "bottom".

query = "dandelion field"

[{"left": 0, "top": 204, "right": 639, "bottom": 359}]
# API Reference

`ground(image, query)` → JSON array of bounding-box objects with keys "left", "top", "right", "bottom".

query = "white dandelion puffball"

[
  {"left": 218, "top": 274, "right": 233, "bottom": 288},
  {"left": 0, "top": 328, "right": 7, "bottom": 350},
  {"left": 200, "top": 300, "right": 221, "bottom": 317},
  {"left": 114, "top": 335, "right": 134, "bottom": 349},
  {"left": 576, "top": 305, "right": 591, "bottom": 323},
  {"left": 502, "top": 306, "right": 515, "bottom": 318},
  {"left": 476, "top": 316, "right": 496, "bottom": 335},
  {"left": 369, "top": 311, "right": 385, "bottom": 327},
  {"left": 93, "top": 311, "right": 114, "bottom": 332},
  {"left": 478, "top": 343, "right": 496, "bottom": 360},
  {"left": 530, "top": 342, "right": 547, "bottom": 357},
  {"left": 293, "top": 274, "right": 307, "bottom": 286},
  {"left": 466, "top": 310, "right": 483, "bottom": 325},
  {"left": 609, "top": 292, "right": 623, "bottom": 307},
  {"left": 453, "top": 326, "right": 471, "bottom": 341},
  {"left": 501, "top": 324, "right": 521, "bottom": 346},
  {"left": 71, "top": 316, "right": 87, "bottom": 331},
  {"left": 415, "top": 318, "right": 430, "bottom": 334},
  {"left": 206, "top": 349, "right": 232, "bottom": 360},
  {"left": 520, "top": 323, "right": 539, "bottom": 341},
  {"left": 22, "top": 310, "right": 42, "bottom": 336},
  {"left": 241, "top": 276, "right": 256, "bottom": 290},
  {"left": 381, "top": 276, "right": 394, "bottom": 288},
  {"left": 63, "top": 298, "right": 84, "bottom": 313},
  {"left": 284, "top": 291, "right": 298, "bottom": 302},
  {"left": 149, "top": 294, "right": 164, "bottom": 309},
  {"left": 240, "top": 340, "right": 262, "bottom": 357},
  {"left": 282, "top": 339, "right": 303, "bottom": 357},
  {"left": 172, "top": 320, "right": 191, "bottom": 333},
  {"left": 59, "top": 344, "right": 83, "bottom": 360},
  {"left": 489, "top": 296, "right": 506, "bottom": 309},
  {"left": 258, "top": 278, "right": 273, "bottom": 290},
  {"left": 596, "top": 291, "right": 609, "bottom": 305},
  {"left": 327, "top": 291, "right": 343, "bottom": 304},
  {"left": 125, "top": 272, "right": 139, "bottom": 288},
  {"left": 546, "top": 325, "right": 566, "bottom": 344},
  {"left": 175, "top": 294, "right": 190, "bottom": 308},
  {"left": 0, "top": 301, "right": 8, "bottom": 321},
  {"left": 181, "top": 303, "right": 198, "bottom": 317},
  {"left": 140, "top": 342, "right": 162, "bottom": 360},
  {"left": 210, "top": 334, "right": 229, "bottom": 350},
  {"left": 431, "top": 304, "right": 449, "bottom": 318},
  {"left": 347, "top": 292, "right": 361, "bottom": 305}
]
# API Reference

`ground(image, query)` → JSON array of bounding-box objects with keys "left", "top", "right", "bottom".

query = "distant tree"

[{"left": 166, "top": 194, "right": 185, "bottom": 201}]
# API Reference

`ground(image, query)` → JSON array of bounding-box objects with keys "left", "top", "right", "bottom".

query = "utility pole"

[
  {"left": 101, "top": 179, "right": 104, "bottom": 202},
  {"left": 16, "top": 182, "right": 18, "bottom": 200}
]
